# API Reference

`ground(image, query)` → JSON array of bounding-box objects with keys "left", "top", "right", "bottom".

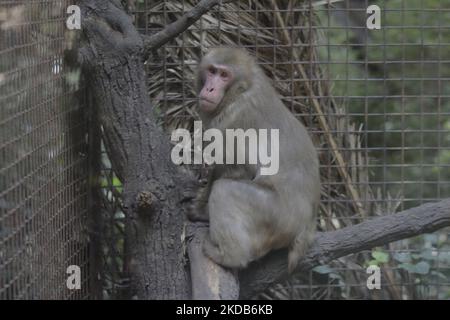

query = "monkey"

[{"left": 189, "top": 48, "right": 320, "bottom": 273}]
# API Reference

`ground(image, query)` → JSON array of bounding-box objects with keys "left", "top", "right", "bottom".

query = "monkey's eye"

[
  {"left": 208, "top": 66, "right": 217, "bottom": 75},
  {"left": 220, "top": 71, "right": 228, "bottom": 79}
]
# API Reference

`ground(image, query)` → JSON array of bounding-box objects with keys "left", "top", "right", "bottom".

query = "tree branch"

[
  {"left": 239, "top": 198, "right": 450, "bottom": 299},
  {"left": 187, "top": 224, "right": 240, "bottom": 299},
  {"left": 143, "top": 0, "right": 231, "bottom": 56}
]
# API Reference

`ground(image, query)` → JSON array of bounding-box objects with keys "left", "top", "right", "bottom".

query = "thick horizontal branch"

[
  {"left": 143, "top": 0, "right": 231, "bottom": 55},
  {"left": 239, "top": 198, "right": 450, "bottom": 299}
]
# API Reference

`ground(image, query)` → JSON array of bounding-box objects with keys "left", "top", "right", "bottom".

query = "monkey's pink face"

[{"left": 199, "top": 64, "right": 233, "bottom": 112}]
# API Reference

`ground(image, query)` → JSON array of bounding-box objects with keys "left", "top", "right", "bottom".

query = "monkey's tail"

[{"left": 287, "top": 230, "right": 314, "bottom": 274}]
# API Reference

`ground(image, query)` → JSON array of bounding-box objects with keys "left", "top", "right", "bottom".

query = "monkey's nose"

[{"left": 207, "top": 87, "right": 214, "bottom": 92}]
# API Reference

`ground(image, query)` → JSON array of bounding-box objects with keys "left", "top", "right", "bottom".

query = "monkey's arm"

[
  {"left": 188, "top": 188, "right": 210, "bottom": 222},
  {"left": 188, "top": 169, "right": 217, "bottom": 222},
  {"left": 188, "top": 163, "right": 255, "bottom": 222}
]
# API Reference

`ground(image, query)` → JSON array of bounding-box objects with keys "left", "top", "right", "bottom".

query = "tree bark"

[
  {"left": 187, "top": 224, "right": 240, "bottom": 299},
  {"left": 79, "top": 0, "right": 197, "bottom": 299}
]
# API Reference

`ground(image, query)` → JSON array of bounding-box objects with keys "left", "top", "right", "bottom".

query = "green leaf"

[
  {"left": 368, "top": 260, "right": 379, "bottom": 267},
  {"left": 399, "top": 261, "right": 430, "bottom": 275},
  {"left": 398, "top": 263, "right": 415, "bottom": 273},
  {"left": 424, "top": 234, "right": 438, "bottom": 245},
  {"left": 418, "top": 249, "right": 437, "bottom": 261},
  {"left": 313, "top": 265, "right": 334, "bottom": 274},
  {"left": 100, "top": 177, "right": 108, "bottom": 188},
  {"left": 112, "top": 176, "right": 122, "bottom": 187},
  {"left": 372, "top": 250, "right": 389, "bottom": 263},
  {"left": 437, "top": 252, "right": 450, "bottom": 264},
  {"left": 431, "top": 271, "right": 447, "bottom": 280},
  {"left": 393, "top": 252, "right": 412, "bottom": 263},
  {"left": 414, "top": 261, "right": 431, "bottom": 274}
]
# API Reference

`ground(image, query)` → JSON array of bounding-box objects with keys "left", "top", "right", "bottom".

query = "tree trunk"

[{"left": 79, "top": 0, "right": 196, "bottom": 299}]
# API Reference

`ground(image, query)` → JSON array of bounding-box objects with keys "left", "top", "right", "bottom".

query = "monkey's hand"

[
  {"left": 188, "top": 200, "right": 209, "bottom": 222},
  {"left": 187, "top": 187, "right": 210, "bottom": 222}
]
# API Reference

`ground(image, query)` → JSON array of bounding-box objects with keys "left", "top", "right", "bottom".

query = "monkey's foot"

[
  {"left": 202, "top": 235, "right": 225, "bottom": 264},
  {"left": 187, "top": 209, "right": 210, "bottom": 222},
  {"left": 187, "top": 203, "right": 210, "bottom": 222}
]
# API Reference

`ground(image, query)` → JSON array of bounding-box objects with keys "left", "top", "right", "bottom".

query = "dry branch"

[
  {"left": 239, "top": 198, "right": 450, "bottom": 299},
  {"left": 187, "top": 224, "right": 240, "bottom": 299},
  {"left": 143, "top": 0, "right": 232, "bottom": 55}
]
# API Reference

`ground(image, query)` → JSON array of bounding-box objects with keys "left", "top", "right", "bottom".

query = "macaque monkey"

[{"left": 189, "top": 48, "right": 320, "bottom": 273}]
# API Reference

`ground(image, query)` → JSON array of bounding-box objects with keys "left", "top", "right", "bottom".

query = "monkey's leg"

[{"left": 204, "top": 178, "right": 275, "bottom": 269}]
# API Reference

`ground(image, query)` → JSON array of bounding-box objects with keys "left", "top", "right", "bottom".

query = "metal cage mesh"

[{"left": 0, "top": 1, "right": 91, "bottom": 299}]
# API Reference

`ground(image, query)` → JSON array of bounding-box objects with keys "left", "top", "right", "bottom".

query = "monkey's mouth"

[{"left": 199, "top": 98, "right": 217, "bottom": 111}]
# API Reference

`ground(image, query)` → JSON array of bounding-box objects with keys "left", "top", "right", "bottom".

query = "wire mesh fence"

[{"left": 0, "top": 1, "right": 93, "bottom": 299}]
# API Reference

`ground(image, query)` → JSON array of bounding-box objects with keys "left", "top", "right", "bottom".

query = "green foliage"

[
  {"left": 313, "top": 265, "right": 345, "bottom": 287},
  {"left": 398, "top": 261, "right": 430, "bottom": 275},
  {"left": 316, "top": 1, "right": 450, "bottom": 298},
  {"left": 317, "top": 0, "right": 450, "bottom": 206},
  {"left": 368, "top": 249, "right": 390, "bottom": 266}
]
